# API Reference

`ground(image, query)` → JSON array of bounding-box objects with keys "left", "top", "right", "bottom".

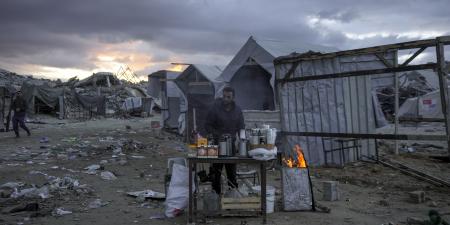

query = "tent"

[
  {"left": 148, "top": 70, "right": 184, "bottom": 129},
  {"left": 398, "top": 87, "right": 450, "bottom": 119},
  {"left": 21, "top": 81, "right": 65, "bottom": 115},
  {"left": 216, "top": 36, "right": 337, "bottom": 110},
  {"left": 174, "top": 64, "right": 223, "bottom": 140}
]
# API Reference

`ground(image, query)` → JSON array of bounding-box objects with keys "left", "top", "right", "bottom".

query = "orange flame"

[{"left": 282, "top": 145, "right": 307, "bottom": 168}]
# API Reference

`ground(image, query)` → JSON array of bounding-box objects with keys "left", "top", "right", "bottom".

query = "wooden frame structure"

[{"left": 274, "top": 36, "right": 450, "bottom": 160}]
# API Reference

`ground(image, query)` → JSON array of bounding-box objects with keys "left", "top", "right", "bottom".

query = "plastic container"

[{"left": 253, "top": 185, "right": 276, "bottom": 213}]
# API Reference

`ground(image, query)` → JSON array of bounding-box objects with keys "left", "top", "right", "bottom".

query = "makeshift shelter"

[
  {"left": 148, "top": 70, "right": 184, "bottom": 129},
  {"left": 217, "top": 36, "right": 337, "bottom": 110},
  {"left": 274, "top": 49, "right": 397, "bottom": 166},
  {"left": 0, "top": 85, "right": 10, "bottom": 131},
  {"left": 398, "top": 87, "right": 450, "bottom": 119},
  {"left": 174, "top": 65, "right": 223, "bottom": 140},
  {"left": 21, "top": 82, "right": 65, "bottom": 116}
]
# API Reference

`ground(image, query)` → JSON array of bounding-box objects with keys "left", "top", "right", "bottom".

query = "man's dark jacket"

[{"left": 204, "top": 98, "right": 244, "bottom": 143}]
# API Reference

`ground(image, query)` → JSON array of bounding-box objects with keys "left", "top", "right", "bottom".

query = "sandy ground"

[{"left": 0, "top": 115, "right": 449, "bottom": 225}]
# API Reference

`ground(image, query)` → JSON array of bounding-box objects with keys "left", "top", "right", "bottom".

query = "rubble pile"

[
  {"left": 0, "top": 69, "right": 54, "bottom": 87},
  {"left": 0, "top": 68, "right": 152, "bottom": 123},
  {"left": 376, "top": 71, "right": 437, "bottom": 120}
]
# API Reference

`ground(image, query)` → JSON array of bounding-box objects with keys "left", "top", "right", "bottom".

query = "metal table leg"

[
  {"left": 188, "top": 160, "right": 193, "bottom": 223},
  {"left": 260, "top": 162, "right": 267, "bottom": 224}
]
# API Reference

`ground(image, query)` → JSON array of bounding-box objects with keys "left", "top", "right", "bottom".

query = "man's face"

[
  {"left": 223, "top": 91, "right": 234, "bottom": 105},
  {"left": 17, "top": 91, "right": 22, "bottom": 97}
]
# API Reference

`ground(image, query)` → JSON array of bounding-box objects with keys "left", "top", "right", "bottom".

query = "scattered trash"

[
  {"left": 99, "top": 137, "right": 115, "bottom": 142},
  {"left": 1, "top": 182, "right": 24, "bottom": 189},
  {"left": 149, "top": 213, "right": 165, "bottom": 220},
  {"left": 131, "top": 155, "right": 145, "bottom": 159},
  {"left": 88, "top": 199, "right": 109, "bottom": 209},
  {"left": 400, "top": 145, "right": 416, "bottom": 153},
  {"left": 11, "top": 186, "right": 50, "bottom": 199},
  {"left": 127, "top": 190, "right": 165, "bottom": 200},
  {"left": 39, "top": 137, "right": 50, "bottom": 143},
  {"left": 84, "top": 164, "right": 103, "bottom": 174},
  {"left": 100, "top": 171, "right": 117, "bottom": 180},
  {"left": 52, "top": 208, "right": 72, "bottom": 217}
]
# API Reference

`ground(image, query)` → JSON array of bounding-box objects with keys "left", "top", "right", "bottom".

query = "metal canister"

[
  {"left": 225, "top": 134, "right": 232, "bottom": 156},
  {"left": 219, "top": 142, "right": 227, "bottom": 157},
  {"left": 250, "top": 135, "right": 259, "bottom": 145},
  {"left": 239, "top": 140, "right": 247, "bottom": 157},
  {"left": 219, "top": 134, "right": 230, "bottom": 157}
]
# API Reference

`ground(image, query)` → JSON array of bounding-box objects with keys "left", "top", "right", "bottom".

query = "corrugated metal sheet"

[{"left": 276, "top": 52, "right": 395, "bottom": 166}]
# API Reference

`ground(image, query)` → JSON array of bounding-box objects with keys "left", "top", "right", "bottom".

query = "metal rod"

[
  {"left": 378, "top": 158, "right": 450, "bottom": 187},
  {"left": 377, "top": 159, "right": 444, "bottom": 187},
  {"left": 280, "top": 131, "right": 447, "bottom": 141}
]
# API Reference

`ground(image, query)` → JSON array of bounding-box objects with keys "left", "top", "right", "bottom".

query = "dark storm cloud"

[{"left": 0, "top": 0, "right": 449, "bottom": 74}]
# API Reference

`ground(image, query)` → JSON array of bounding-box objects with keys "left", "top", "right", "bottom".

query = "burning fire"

[{"left": 282, "top": 145, "right": 307, "bottom": 168}]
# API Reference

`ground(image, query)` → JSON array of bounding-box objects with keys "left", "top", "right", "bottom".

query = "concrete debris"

[{"left": 322, "top": 181, "right": 339, "bottom": 201}]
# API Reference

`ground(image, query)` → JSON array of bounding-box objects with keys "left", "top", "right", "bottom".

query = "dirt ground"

[{"left": 0, "top": 115, "right": 449, "bottom": 225}]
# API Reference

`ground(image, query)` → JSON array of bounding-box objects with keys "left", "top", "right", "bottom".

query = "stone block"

[{"left": 323, "top": 181, "right": 339, "bottom": 201}]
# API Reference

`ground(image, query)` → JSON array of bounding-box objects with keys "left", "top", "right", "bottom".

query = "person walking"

[{"left": 11, "top": 90, "right": 30, "bottom": 138}]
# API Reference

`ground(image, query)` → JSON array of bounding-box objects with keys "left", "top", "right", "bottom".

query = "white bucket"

[{"left": 253, "top": 185, "right": 276, "bottom": 213}]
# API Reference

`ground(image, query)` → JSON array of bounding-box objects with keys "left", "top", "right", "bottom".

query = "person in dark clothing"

[
  {"left": 204, "top": 86, "right": 245, "bottom": 195},
  {"left": 11, "top": 91, "right": 30, "bottom": 138}
]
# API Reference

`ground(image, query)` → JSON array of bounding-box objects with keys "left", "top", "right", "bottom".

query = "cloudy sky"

[{"left": 0, "top": 0, "right": 449, "bottom": 80}]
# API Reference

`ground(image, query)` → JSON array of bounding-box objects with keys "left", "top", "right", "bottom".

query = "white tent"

[
  {"left": 216, "top": 36, "right": 337, "bottom": 110},
  {"left": 174, "top": 64, "right": 223, "bottom": 139},
  {"left": 398, "top": 87, "right": 449, "bottom": 119}
]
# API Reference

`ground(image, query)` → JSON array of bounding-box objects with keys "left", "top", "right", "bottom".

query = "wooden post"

[
  {"left": 435, "top": 37, "right": 450, "bottom": 160},
  {"left": 394, "top": 51, "right": 399, "bottom": 155}
]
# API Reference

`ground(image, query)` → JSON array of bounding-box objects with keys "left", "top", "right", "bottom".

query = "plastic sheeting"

[
  {"left": 21, "top": 82, "right": 65, "bottom": 114},
  {"left": 276, "top": 52, "right": 395, "bottom": 165},
  {"left": 398, "top": 87, "right": 450, "bottom": 119}
]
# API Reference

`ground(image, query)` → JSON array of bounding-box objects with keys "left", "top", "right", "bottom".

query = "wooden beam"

[
  {"left": 375, "top": 53, "right": 393, "bottom": 68},
  {"left": 280, "top": 131, "right": 447, "bottom": 141},
  {"left": 280, "top": 61, "right": 300, "bottom": 85},
  {"left": 438, "top": 35, "right": 450, "bottom": 44},
  {"left": 397, "top": 117, "right": 445, "bottom": 123},
  {"left": 401, "top": 47, "right": 427, "bottom": 67},
  {"left": 436, "top": 37, "right": 450, "bottom": 160},
  {"left": 274, "top": 38, "right": 440, "bottom": 64},
  {"left": 275, "top": 63, "right": 436, "bottom": 83}
]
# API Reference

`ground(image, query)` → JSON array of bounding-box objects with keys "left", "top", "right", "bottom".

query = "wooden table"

[{"left": 187, "top": 157, "right": 268, "bottom": 224}]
